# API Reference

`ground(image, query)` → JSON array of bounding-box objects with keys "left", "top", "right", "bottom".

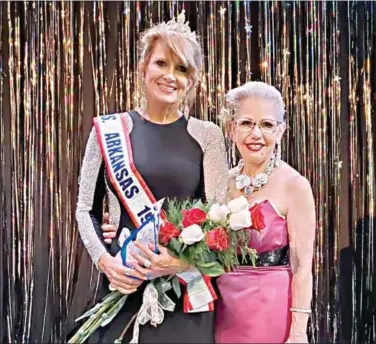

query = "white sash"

[{"left": 94, "top": 113, "right": 166, "bottom": 227}]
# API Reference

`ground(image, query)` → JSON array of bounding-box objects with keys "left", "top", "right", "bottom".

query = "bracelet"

[{"left": 290, "top": 307, "right": 312, "bottom": 314}]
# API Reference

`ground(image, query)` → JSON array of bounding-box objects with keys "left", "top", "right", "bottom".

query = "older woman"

[
  {"left": 75, "top": 11, "right": 228, "bottom": 343},
  {"left": 215, "top": 81, "right": 315, "bottom": 343}
]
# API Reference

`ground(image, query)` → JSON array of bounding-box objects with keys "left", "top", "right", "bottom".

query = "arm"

[
  {"left": 89, "top": 163, "right": 109, "bottom": 243},
  {"left": 76, "top": 127, "right": 108, "bottom": 268},
  {"left": 76, "top": 127, "right": 145, "bottom": 292},
  {"left": 203, "top": 123, "right": 229, "bottom": 203},
  {"left": 286, "top": 176, "right": 316, "bottom": 343}
]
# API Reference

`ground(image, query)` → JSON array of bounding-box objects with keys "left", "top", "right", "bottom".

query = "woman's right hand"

[{"left": 98, "top": 252, "right": 146, "bottom": 294}]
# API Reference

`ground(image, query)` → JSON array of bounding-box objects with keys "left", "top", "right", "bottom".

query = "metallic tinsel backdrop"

[{"left": 0, "top": 2, "right": 375, "bottom": 343}]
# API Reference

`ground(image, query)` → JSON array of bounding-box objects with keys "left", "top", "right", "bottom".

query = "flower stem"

[
  {"left": 68, "top": 292, "right": 124, "bottom": 343},
  {"left": 114, "top": 311, "right": 139, "bottom": 343}
]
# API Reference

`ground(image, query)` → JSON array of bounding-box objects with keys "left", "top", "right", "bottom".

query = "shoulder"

[
  {"left": 187, "top": 118, "right": 225, "bottom": 152},
  {"left": 93, "top": 111, "right": 134, "bottom": 132},
  {"left": 187, "top": 117, "right": 224, "bottom": 138},
  {"left": 278, "top": 162, "right": 314, "bottom": 201}
]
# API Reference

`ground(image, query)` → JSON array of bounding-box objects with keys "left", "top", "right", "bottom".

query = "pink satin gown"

[{"left": 215, "top": 200, "right": 292, "bottom": 343}]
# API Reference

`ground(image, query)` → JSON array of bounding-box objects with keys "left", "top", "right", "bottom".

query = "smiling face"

[
  {"left": 141, "top": 38, "right": 193, "bottom": 109},
  {"left": 232, "top": 96, "right": 286, "bottom": 166}
]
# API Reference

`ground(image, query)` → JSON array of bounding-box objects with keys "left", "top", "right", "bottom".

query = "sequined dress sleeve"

[
  {"left": 187, "top": 118, "right": 229, "bottom": 203},
  {"left": 76, "top": 127, "right": 108, "bottom": 267}
]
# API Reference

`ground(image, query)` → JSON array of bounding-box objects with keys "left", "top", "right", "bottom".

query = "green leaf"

[
  {"left": 196, "top": 261, "right": 216, "bottom": 268},
  {"left": 171, "top": 276, "right": 182, "bottom": 299},
  {"left": 192, "top": 199, "right": 205, "bottom": 210},
  {"left": 197, "top": 261, "right": 225, "bottom": 277},
  {"left": 165, "top": 274, "right": 174, "bottom": 282},
  {"left": 180, "top": 243, "right": 188, "bottom": 254},
  {"left": 166, "top": 198, "right": 186, "bottom": 226},
  {"left": 205, "top": 251, "right": 218, "bottom": 262},
  {"left": 248, "top": 247, "right": 258, "bottom": 267},
  {"left": 153, "top": 279, "right": 163, "bottom": 295},
  {"left": 168, "top": 238, "right": 182, "bottom": 253}
]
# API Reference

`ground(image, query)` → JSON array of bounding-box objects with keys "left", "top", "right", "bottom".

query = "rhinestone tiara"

[{"left": 149, "top": 9, "right": 198, "bottom": 43}]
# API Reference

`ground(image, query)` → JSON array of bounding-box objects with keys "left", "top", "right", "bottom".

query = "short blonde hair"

[
  {"left": 138, "top": 21, "right": 203, "bottom": 104},
  {"left": 221, "top": 81, "right": 286, "bottom": 128}
]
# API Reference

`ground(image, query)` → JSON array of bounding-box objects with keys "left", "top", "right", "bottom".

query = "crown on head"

[{"left": 156, "top": 10, "right": 198, "bottom": 42}]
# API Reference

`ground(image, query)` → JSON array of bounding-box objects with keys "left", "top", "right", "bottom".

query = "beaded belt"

[{"left": 238, "top": 245, "right": 289, "bottom": 267}]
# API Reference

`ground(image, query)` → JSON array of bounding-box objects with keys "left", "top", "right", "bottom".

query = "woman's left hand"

[{"left": 130, "top": 241, "right": 190, "bottom": 279}]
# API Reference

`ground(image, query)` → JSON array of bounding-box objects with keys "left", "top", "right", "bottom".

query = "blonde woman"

[{"left": 75, "top": 11, "right": 228, "bottom": 343}]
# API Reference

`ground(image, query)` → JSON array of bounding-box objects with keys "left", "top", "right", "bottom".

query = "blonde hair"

[
  {"left": 138, "top": 20, "right": 203, "bottom": 104},
  {"left": 221, "top": 81, "right": 286, "bottom": 128}
]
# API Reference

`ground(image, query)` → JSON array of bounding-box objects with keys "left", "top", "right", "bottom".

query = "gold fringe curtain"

[{"left": 0, "top": 2, "right": 375, "bottom": 343}]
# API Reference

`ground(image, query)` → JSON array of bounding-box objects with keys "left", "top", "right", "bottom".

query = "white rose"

[
  {"left": 180, "top": 224, "right": 205, "bottom": 245},
  {"left": 227, "top": 196, "right": 249, "bottom": 213},
  {"left": 229, "top": 210, "right": 252, "bottom": 231},
  {"left": 208, "top": 204, "right": 230, "bottom": 222}
]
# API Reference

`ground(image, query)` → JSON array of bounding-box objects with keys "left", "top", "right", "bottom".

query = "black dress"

[{"left": 85, "top": 111, "right": 214, "bottom": 343}]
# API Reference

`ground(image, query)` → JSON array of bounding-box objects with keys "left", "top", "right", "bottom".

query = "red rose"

[
  {"left": 159, "top": 222, "right": 181, "bottom": 245},
  {"left": 206, "top": 227, "right": 230, "bottom": 251},
  {"left": 181, "top": 208, "right": 207, "bottom": 227},
  {"left": 249, "top": 204, "right": 265, "bottom": 230}
]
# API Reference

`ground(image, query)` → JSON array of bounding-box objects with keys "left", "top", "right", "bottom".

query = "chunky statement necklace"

[{"left": 234, "top": 155, "right": 276, "bottom": 197}]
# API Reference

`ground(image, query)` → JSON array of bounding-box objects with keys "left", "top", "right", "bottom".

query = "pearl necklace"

[{"left": 234, "top": 155, "right": 276, "bottom": 197}]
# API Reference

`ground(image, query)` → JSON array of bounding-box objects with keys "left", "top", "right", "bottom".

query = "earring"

[
  {"left": 275, "top": 141, "right": 281, "bottom": 167},
  {"left": 183, "top": 97, "right": 189, "bottom": 119},
  {"left": 140, "top": 80, "right": 147, "bottom": 112},
  {"left": 232, "top": 141, "right": 237, "bottom": 167}
]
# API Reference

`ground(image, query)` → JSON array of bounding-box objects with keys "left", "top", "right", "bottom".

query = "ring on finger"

[
  {"left": 143, "top": 259, "right": 151, "bottom": 268},
  {"left": 125, "top": 267, "right": 132, "bottom": 276}
]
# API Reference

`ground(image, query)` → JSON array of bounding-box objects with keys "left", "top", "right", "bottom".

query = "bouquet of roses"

[
  {"left": 69, "top": 196, "right": 260, "bottom": 344},
  {"left": 161, "top": 197, "right": 258, "bottom": 277}
]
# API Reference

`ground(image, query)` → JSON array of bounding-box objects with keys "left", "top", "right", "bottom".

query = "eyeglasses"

[{"left": 234, "top": 118, "right": 282, "bottom": 135}]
